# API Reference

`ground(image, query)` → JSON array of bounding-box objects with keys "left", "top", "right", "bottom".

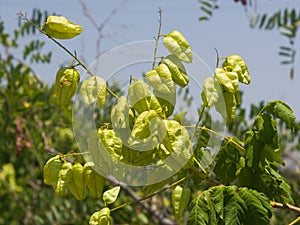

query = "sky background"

[{"left": 0, "top": 0, "right": 300, "bottom": 118}]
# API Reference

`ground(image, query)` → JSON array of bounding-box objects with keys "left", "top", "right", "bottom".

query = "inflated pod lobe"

[
  {"left": 55, "top": 161, "right": 72, "bottom": 196},
  {"left": 55, "top": 67, "right": 80, "bottom": 107},
  {"left": 41, "top": 16, "right": 82, "bottom": 39},
  {"left": 68, "top": 162, "right": 86, "bottom": 200},
  {"left": 84, "top": 162, "right": 105, "bottom": 198},
  {"left": 89, "top": 207, "right": 111, "bottom": 225},
  {"left": 43, "top": 155, "right": 64, "bottom": 190}
]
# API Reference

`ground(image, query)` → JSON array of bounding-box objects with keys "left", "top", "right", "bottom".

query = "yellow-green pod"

[
  {"left": 163, "top": 30, "right": 193, "bottom": 63},
  {"left": 41, "top": 16, "right": 82, "bottom": 39},
  {"left": 84, "top": 162, "right": 105, "bottom": 198},
  {"left": 43, "top": 155, "right": 64, "bottom": 190},
  {"left": 162, "top": 55, "right": 189, "bottom": 88},
  {"left": 172, "top": 185, "right": 191, "bottom": 222},
  {"left": 55, "top": 161, "right": 72, "bottom": 196},
  {"left": 55, "top": 67, "right": 80, "bottom": 107},
  {"left": 89, "top": 207, "right": 111, "bottom": 225},
  {"left": 68, "top": 162, "right": 86, "bottom": 200}
]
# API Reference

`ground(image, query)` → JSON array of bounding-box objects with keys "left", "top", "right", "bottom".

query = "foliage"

[
  {"left": 2, "top": 7, "right": 300, "bottom": 225},
  {"left": 23, "top": 11, "right": 300, "bottom": 225},
  {"left": 250, "top": 8, "right": 300, "bottom": 79}
]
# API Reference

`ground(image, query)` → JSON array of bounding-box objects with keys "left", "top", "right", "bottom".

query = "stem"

[
  {"left": 17, "top": 12, "right": 119, "bottom": 100},
  {"left": 191, "top": 105, "right": 206, "bottom": 141},
  {"left": 271, "top": 201, "right": 300, "bottom": 215},
  {"left": 111, "top": 173, "right": 193, "bottom": 213},
  {"left": 152, "top": 7, "right": 163, "bottom": 70},
  {"left": 214, "top": 47, "right": 220, "bottom": 68},
  {"left": 289, "top": 217, "right": 300, "bottom": 225},
  {"left": 185, "top": 125, "right": 245, "bottom": 153}
]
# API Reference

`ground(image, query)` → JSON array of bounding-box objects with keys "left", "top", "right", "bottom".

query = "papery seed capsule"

[
  {"left": 41, "top": 16, "right": 82, "bottom": 39},
  {"left": 55, "top": 67, "right": 80, "bottom": 107},
  {"left": 43, "top": 155, "right": 64, "bottom": 190}
]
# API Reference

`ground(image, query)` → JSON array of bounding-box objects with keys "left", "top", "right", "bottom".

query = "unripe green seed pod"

[
  {"left": 55, "top": 161, "right": 72, "bottom": 196},
  {"left": 41, "top": 16, "right": 82, "bottom": 39},
  {"left": 89, "top": 207, "right": 111, "bottom": 225},
  {"left": 55, "top": 67, "right": 80, "bottom": 107},
  {"left": 68, "top": 162, "right": 86, "bottom": 200},
  {"left": 84, "top": 162, "right": 105, "bottom": 198},
  {"left": 43, "top": 155, "right": 64, "bottom": 190}
]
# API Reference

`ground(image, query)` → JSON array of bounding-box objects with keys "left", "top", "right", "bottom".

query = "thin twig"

[
  {"left": 107, "top": 176, "right": 177, "bottom": 225},
  {"left": 152, "top": 7, "right": 163, "bottom": 70},
  {"left": 79, "top": 0, "right": 128, "bottom": 58},
  {"left": 271, "top": 201, "right": 300, "bottom": 214}
]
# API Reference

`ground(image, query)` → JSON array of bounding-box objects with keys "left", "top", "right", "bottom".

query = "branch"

[
  {"left": 152, "top": 7, "right": 163, "bottom": 70},
  {"left": 79, "top": 0, "right": 128, "bottom": 58},
  {"left": 107, "top": 176, "right": 177, "bottom": 225},
  {"left": 271, "top": 201, "right": 300, "bottom": 214}
]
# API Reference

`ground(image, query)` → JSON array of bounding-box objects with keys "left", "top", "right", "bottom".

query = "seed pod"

[
  {"left": 84, "top": 162, "right": 105, "bottom": 198},
  {"left": 55, "top": 161, "right": 72, "bottom": 196},
  {"left": 163, "top": 30, "right": 193, "bottom": 63},
  {"left": 215, "top": 68, "right": 238, "bottom": 93},
  {"left": 162, "top": 55, "right": 189, "bottom": 87},
  {"left": 103, "top": 186, "right": 120, "bottom": 205},
  {"left": 128, "top": 80, "right": 162, "bottom": 116},
  {"left": 41, "top": 16, "right": 82, "bottom": 39},
  {"left": 43, "top": 155, "right": 64, "bottom": 190},
  {"left": 80, "top": 76, "right": 107, "bottom": 107},
  {"left": 68, "top": 162, "right": 86, "bottom": 200},
  {"left": 145, "top": 63, "right": 175, "bottom": 94},
  {"left": 172, "top": 185, "right": 191, "bottom": 222},
  {"left": 89, "top": 207, "right": 111, "bottom": 225},
  {"left": 55, "top": 67, "right": 80, "bottom": 107},
  {"left": 222, "top": 54, "right": 251, "bottom": 84}
]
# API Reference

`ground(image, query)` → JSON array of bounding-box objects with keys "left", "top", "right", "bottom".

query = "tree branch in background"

[{"left": 79, "top": 0, "right": 128, "bottom": 59}]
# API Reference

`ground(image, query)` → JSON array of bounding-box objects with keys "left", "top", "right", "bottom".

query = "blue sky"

[{"left": 0, "top": 0, "right": 300, "bottom": 118}]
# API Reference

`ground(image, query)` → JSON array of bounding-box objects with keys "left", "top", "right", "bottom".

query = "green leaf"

[
  {"left": 187, "top": 192, "right": 210, "bottom": 225},
  {"left": 222, "top": 54, "right": 251, "bottom": 85},
  {"left": 103, "top": 186, "right": 120, "bottom": 205},
  {"left": 163, "top": 30, "right": 193, "bottom": 63},
  {"left": 263, "top": 165, "right": 294, "bottom": 204},
  {"left": 188, "top": 186, "right": 272, "bottom": 225},
  {"left": 272, "top": 100, "right": 296, "bottom": 130},
  {"left": 239, "top": 188, "right": 273, "bottom": 225},
  {"left": 223, "top": 188, "right": 246, "bottom": 225},
  {"left": 255, "top": 113, "right": 277, "bottom": 145},
  {"left": 201, "top": 76, "right": 219, "bottom": 107},
  {"left": 80, "top": 76, "right": 107, "bottom": 107},
  {"left": 213, "top": 138, "right": 244, "bottom": 183}
]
